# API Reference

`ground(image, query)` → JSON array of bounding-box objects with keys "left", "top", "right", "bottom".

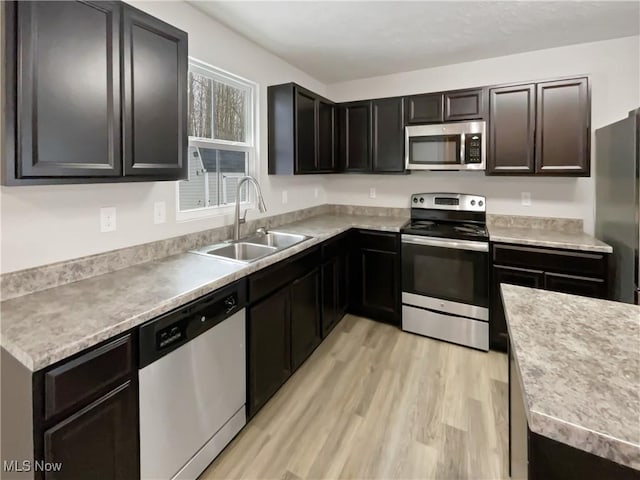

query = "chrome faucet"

[{"left": 233, "top": 176, "right": 267, "bottom": 241}]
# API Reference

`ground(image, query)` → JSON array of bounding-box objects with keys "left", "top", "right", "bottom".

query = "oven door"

[{"left": 401, "top": 234, "right": 489, "bottom": 311}]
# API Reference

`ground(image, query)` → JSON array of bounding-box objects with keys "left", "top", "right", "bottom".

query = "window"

[{"left": 178, "top": 58, "right": 256, "bottom": 215}]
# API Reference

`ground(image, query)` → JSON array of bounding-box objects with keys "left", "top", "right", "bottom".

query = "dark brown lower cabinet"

[
  {"left": 350, "top": 231, "right": 401, "bottom": 325},
  {"left": 321, "top": 242, "right": 349, "bottom": 338},
  {"left": 32, "top": 333, "right": 138, "bottom": 480},
  {"left": 490, "top": 265, "right": 544, "bottom": 351},
  {"left": 290, "top": 269, "right": 321, "bottom": 370},
  {"left": 247, "top": 286, "right": 291, "bottom": 418},
  {"left": 491, "top": 243, "right": 609, "bottom": 352},
  {"left": 247, "top": 247, "right": 324, "bottom": 418},
  {"left": 43, "top": 382, "right": 138, "bottom": 480}
]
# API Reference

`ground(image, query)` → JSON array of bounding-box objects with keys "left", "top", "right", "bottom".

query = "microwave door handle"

[{"left": 459, "top": 133, "right": 465, "bottom": 165}]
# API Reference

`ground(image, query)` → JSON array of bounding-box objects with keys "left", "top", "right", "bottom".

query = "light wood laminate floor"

[{"left": 201, "top": 315, "right": 508, "bottom": 480}]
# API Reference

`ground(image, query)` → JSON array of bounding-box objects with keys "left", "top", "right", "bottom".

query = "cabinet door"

[
  {"left": 491, "top": 265, "right": 544, "bottom": 351},
  {"left": 336, "top": 252, "right": 349, "bottom": 318},
  {"left": 317, "top": 100, "right": 336, "bottom": 172},
  {"left": 444, "top": 89, "right": 485, "bottom": 121},
  {"left": 321, "top": 259, "right": 339, "bottom": 338},
  {"left": 535, "top": 77, "right": 590, "bottom": 175},
  {"left": 295, "top": 90, "right": 317, "bottom": 173},
  {"left": 291, "top": 269, "right": 321, "bottom": 370},
  {"left": 404, "top": 93, "right": 443, "bottom": 124},
  {"left": 43, "top": 381, "right": 138, "bottom": 480},
  {"left": 15, "top": 1, "right": 122, "bottom": 178},
  {"left": 247, "top": 287, "right": 291, "bottom": 417},
  {"left": 487, "top": 84, "right": 536, "bottom": 174},
  {"left": 372, "top": 97, "right": 405, "bottom": 173},
  {"left": 544, "top": 272, "right": 606, "bottom": 298},
  {"left": 339, "top": 102, "right": 371, "bottom": 172},
  {"left": 360, "top": 249, "right": 400, "bottom": 324},
  {"left": 122, "top": 6, "right": 188, "bottom": 179}
]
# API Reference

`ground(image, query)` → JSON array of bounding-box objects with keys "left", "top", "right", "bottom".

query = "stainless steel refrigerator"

[{"left": 595, "top": 108, "right": 640, "bottom": 305}]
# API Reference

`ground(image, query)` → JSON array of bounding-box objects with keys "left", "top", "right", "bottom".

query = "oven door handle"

[{"left": 401, "top": 234, "right": 489, "bottom": 252}]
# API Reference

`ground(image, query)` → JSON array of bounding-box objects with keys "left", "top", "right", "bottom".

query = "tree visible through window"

[{"left": 179, "top": 59, "right": 255, "bottom": 213}]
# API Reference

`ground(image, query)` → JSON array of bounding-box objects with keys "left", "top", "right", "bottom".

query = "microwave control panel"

[{"left": 465, "top": 134, "right": 482, "bottom": 164}]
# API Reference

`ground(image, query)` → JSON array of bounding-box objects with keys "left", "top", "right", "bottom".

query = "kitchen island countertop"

[{"left": 502, "top": 284, "right": 640, "bottom": 470}]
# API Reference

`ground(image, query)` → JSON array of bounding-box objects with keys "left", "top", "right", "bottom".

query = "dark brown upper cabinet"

[
  {"left": 338, "top": 101, "right": 372, "bottom": 172},
  {"left": 268, "top": 83, "right": 337, "bottom": 174},
  {"left": 122, "top": 4, "right": 188, "bottom": 178},
  {"left": 3, "top": 1, "right": 188, "bottom": 185},
  {"left": 487, "top": 76, "right": 590, "bottom": 176},
  {"left": 8, "top": 1, "right": 122, "bottom": 180},
  {"left": 317, "top": 99, "right": 337, "bottom": 171},
  {"left": 487, "top": 84, "right": 536, "bottom": 174},
  {"left": 404, "top": 93, "right": 443, "bottom": 124},
  {"left": 535, "top": 77, "right": 590, "bottom": 175},
  {"left": 372, "top": 97, "right": 405, "bottom": 173},
  {"left": 444, "top": 88, "right": 486, "bottom": 121}
]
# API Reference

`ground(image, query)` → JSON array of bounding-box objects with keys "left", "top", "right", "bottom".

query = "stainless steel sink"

[
  {"left": 242, "top": 231, "right": 308, "bottom": 249},
  {"left": 191, "top": 231, "right": 311, "bottom": 264},
  {"left": 203, "top": 242, "right": 277, "bottom": 262}
]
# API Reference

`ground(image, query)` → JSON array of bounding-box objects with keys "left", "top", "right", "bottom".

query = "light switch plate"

[
  {"left": 100, "top": 207, "right": 116, "bottom": 232},
  {"left": 282, "top": 190, "right": 288, "bottom": 204},
  {"left": 521, "top": 192, "right": 532, "bottom": 206},
  {"left": 154, "top": 201, "right": 166, "bottom": 224}
]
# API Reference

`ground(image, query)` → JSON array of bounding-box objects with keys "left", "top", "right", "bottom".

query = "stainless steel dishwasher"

[{"left": 138, "top": 280, "right": 246, "bottom": 480}]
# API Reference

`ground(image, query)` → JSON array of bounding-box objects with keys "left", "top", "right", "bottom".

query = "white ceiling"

[{"left": 190, "top": 1, "right": 640, "bottom": 83}]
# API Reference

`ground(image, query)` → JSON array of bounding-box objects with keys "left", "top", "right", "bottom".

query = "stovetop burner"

[
  {"left": 454, "top": 223, "right": 487, "bottom": 236},
  {"left": 402, "top": 193, "right": 489, "bottom": 242},
  {"left": 411, "top": 220, "right": 436, "bottom": 229}
]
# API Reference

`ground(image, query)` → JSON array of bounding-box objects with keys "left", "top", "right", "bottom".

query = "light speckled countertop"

[
  {"left": 502, "top": 284, "right": 640, "bottom": 470},
  {"left": 0, "top": 214, "right": 408, "bottom": 371},
  {"left": 489, "top": 226, "right": 612, "bottom": 253}
]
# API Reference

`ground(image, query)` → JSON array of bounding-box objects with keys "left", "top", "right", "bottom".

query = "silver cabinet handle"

[{"left": 401, "top": 234, "right": 488, "bottom": 252}]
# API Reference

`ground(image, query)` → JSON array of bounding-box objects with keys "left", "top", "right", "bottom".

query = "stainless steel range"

[{"left": 401, "top": 193, "right": 489, "bottom": 351}]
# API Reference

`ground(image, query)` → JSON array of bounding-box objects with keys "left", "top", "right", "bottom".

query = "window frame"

[{"left": 177, "top": 57, "right": 258, "bottom": 222}]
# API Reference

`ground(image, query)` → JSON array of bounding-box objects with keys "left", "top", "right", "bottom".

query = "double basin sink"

[{"left": 191, "top": 231, "right": 311, "bottom": 264}]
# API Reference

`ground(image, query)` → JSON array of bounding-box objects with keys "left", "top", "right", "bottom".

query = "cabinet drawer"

[
  {"left": 544, "top": 272, "right": 606, "bottom": 299},
  {"left": 492, "top": 244, "right": 606, "bottom": 278},
  {"left": 249, "top": 247, "right": 321, "bottom": 303},
  {"left": 44, "top": 334, "right": 133, "bottom": 420},
  {"left": 358, "top": 230, "right": 399, "bottom": 252}
]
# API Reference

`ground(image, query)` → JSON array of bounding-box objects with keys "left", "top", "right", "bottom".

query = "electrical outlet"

[
  {"left": 100, "top": 207, "right": 116, "bottom": 232},
  {"left": 314, "top": 188, "right": 319, "bottom": 199},
  {"left": 369, "top": 187, "right": 376, "bottom": 199},
  {"left": 521, "top": 192, "right": 532, "bottom": 206},
  {"left": 154, "top": 201, "right": 166, "bottom": 224},
  {"left": 282, "top": 190, "right": 288, "bottom": 204}
]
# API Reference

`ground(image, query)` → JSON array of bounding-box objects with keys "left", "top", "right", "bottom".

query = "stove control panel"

[{"left": 410, "top": 193, "right": 486, "bottom": 212}]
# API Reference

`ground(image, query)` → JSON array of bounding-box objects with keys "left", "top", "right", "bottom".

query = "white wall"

[
  {"left": 324, "top": 36, "right": 640, "bottom": 234},
  {"left": 0, "top": 1, "right": 328, "bottom": 273}
]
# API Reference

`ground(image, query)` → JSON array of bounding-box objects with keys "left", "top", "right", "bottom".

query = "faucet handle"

[{"left": 256, "top": 227, "right": 267, "bottom": 236}]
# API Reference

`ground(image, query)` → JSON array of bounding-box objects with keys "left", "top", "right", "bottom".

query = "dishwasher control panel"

[
  {"left": 157, "top": 323, "right": 186, "bottom": 350},
  {"left": 138, "top": 279, "right": 247, "bottom": 368}
]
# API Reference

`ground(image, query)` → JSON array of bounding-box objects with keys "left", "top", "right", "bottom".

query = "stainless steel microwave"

[{"left": 405, "top": 121, "right": 486, "bottom": 171}]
